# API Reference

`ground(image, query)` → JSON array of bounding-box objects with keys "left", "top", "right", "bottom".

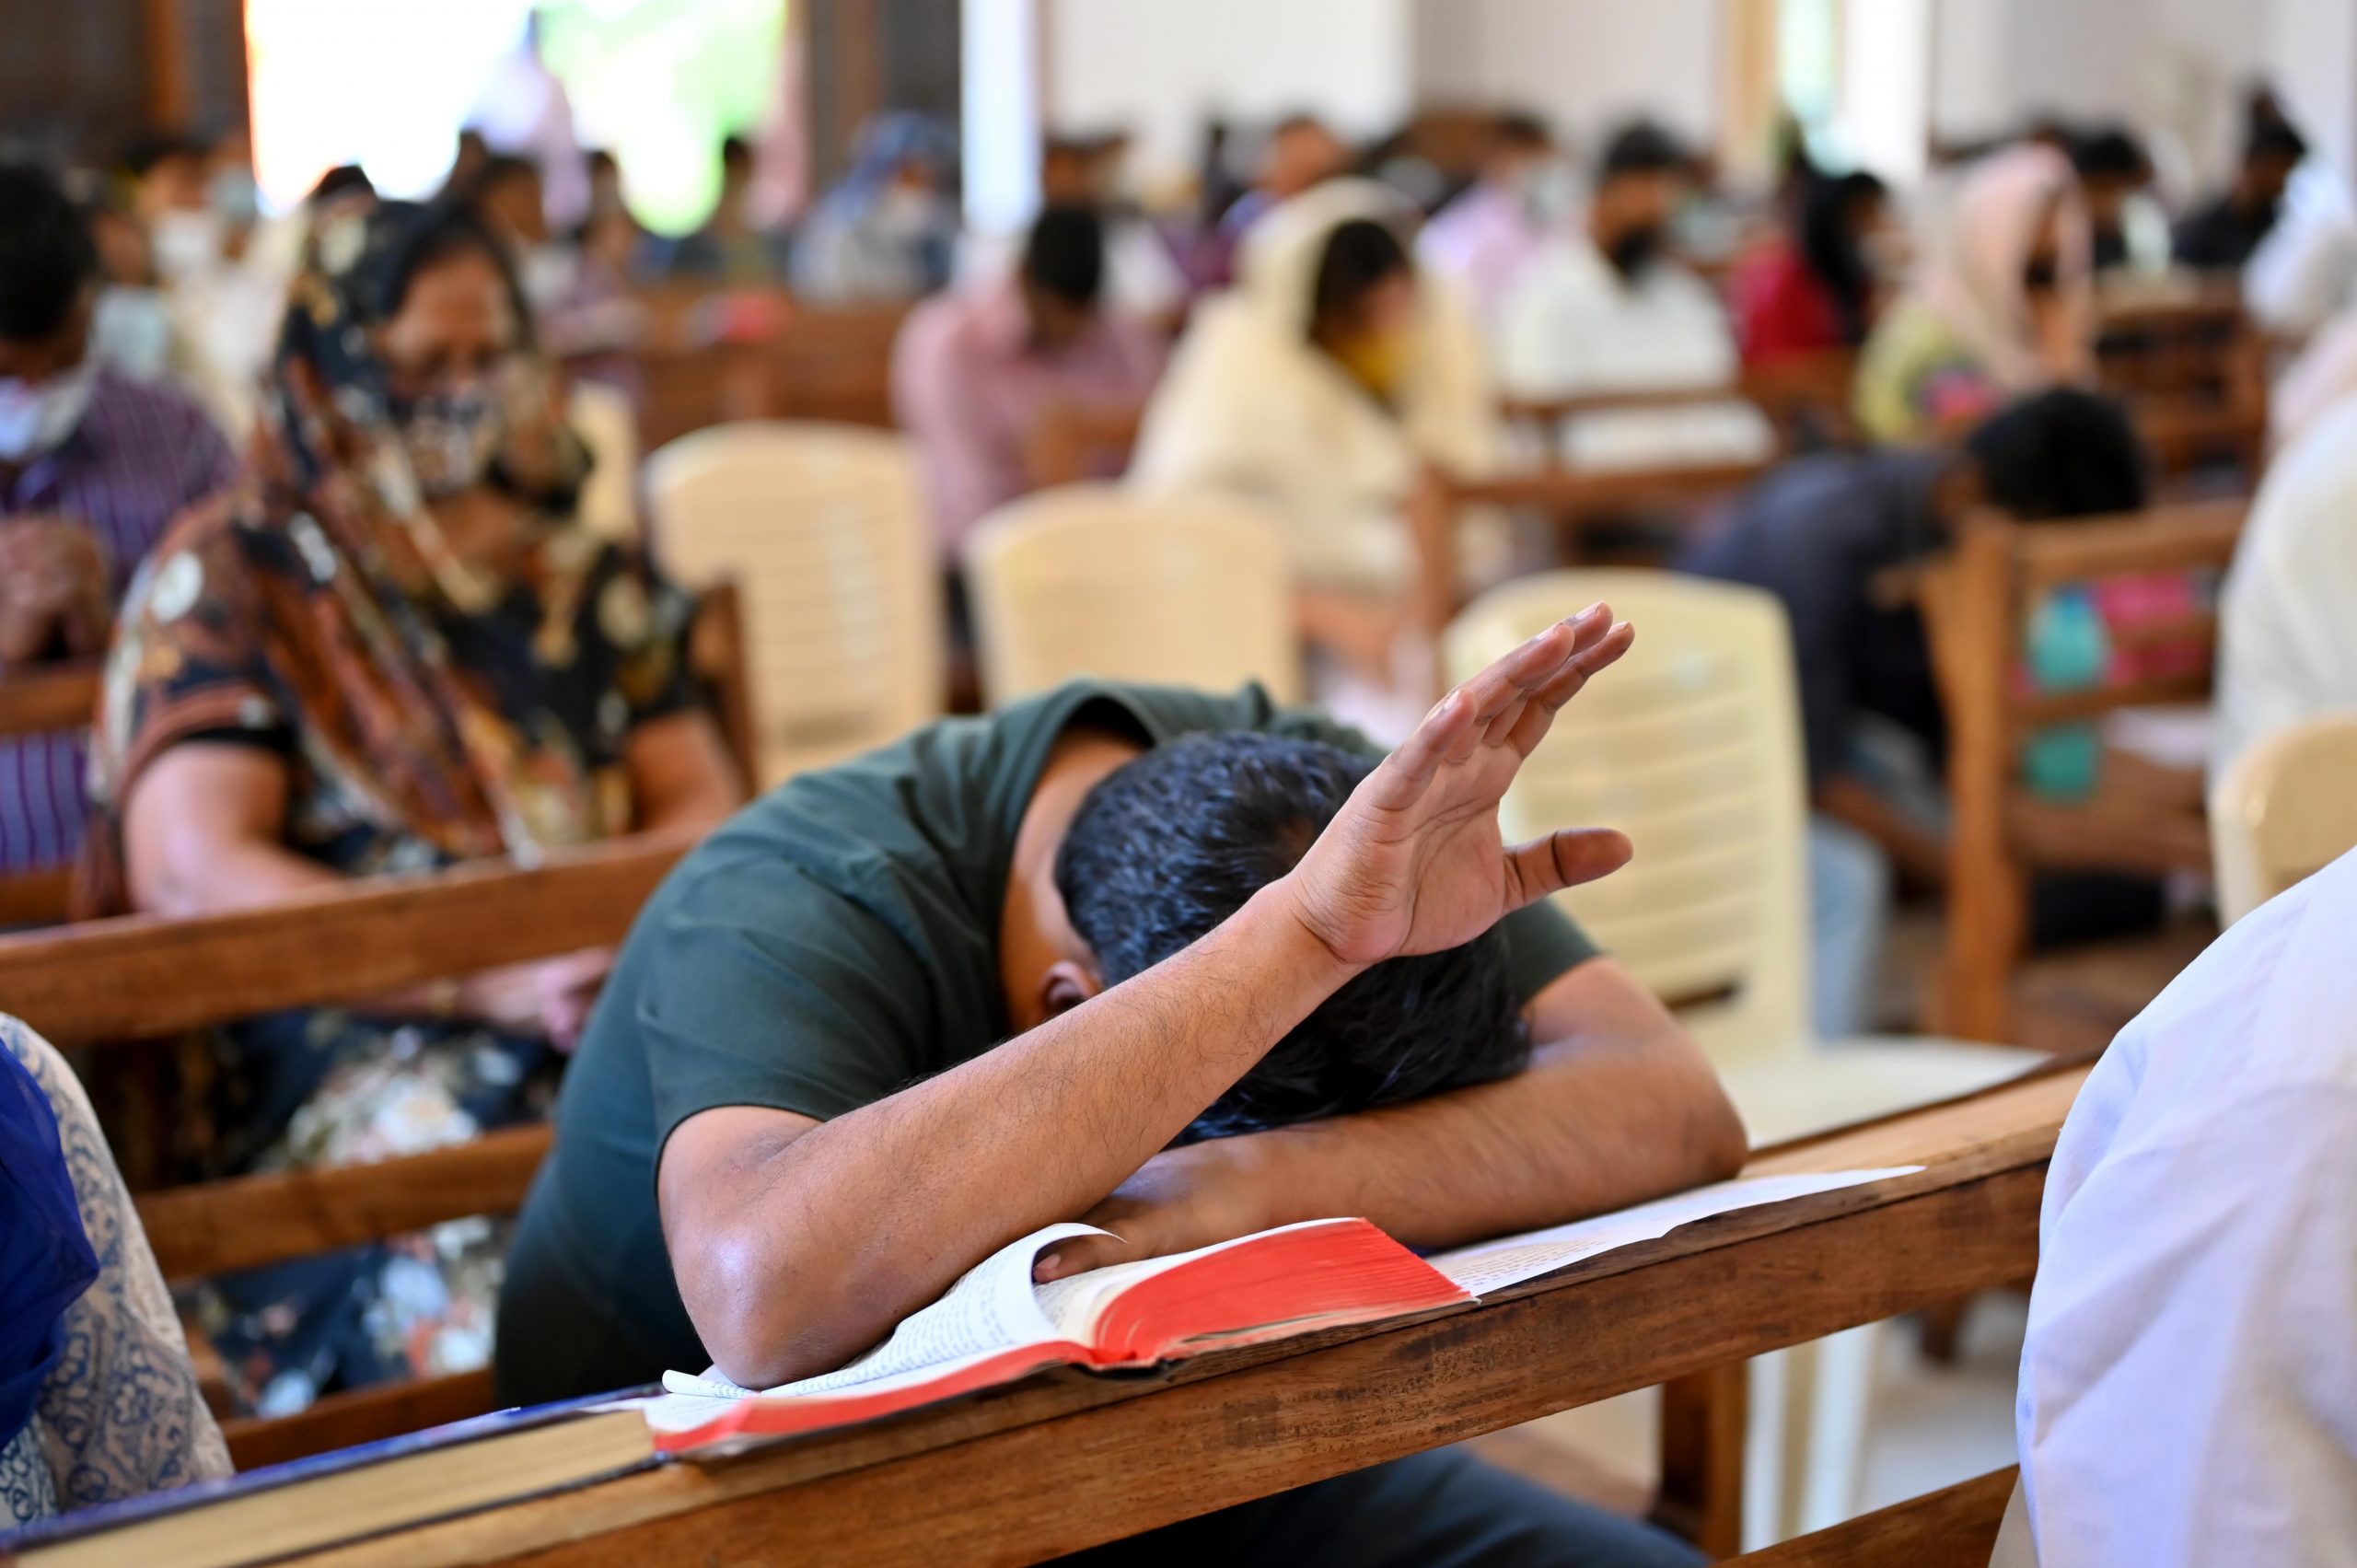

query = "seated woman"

[
  {"left": 4, "top": 1015, "right": 229, "bottom": 1526},
  {"left": 1854, "top": 144, "right": 2095, "bottom": 445},
  {"left": 1126, "top": 180, "right": 1502, "bottom": 717},
  {"left": 1730, "top": 168, "right": 1889, "bottom": 366},
  {"left": 75, "top": 200, "right": 744, "bottom": 1416}
]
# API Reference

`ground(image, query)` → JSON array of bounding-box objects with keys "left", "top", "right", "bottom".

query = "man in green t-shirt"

[{"left": 501, "top": 606, "right": 1741, "bottom": 1565}]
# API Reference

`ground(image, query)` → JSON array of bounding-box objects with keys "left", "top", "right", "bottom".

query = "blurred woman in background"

[
  {"left": 1129, "top": 180, "right": 1499, "bottom": 717},
  {"left": 77, "top": 199, "right": 742, "bottom": 1415},
  {"left": 1731, "top": 168, "right": 1889, "bottom": 366},
  {"left": 1853, "top": 144, "right": 2094, "bottom": 444},
  {"left": 789, "top": 113, "right": 959, "bottom": 303}
]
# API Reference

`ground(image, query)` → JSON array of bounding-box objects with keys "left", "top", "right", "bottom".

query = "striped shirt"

[{"left": 1, "top": 369, "right": 237, "bottom": 873}]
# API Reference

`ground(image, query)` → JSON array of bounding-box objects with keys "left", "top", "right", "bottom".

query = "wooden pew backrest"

[
  {"left": 1922, "top": 498, "right": 2246, "bottom": 1040},
  {"left": 0, "top": 661, "right": 103, "bottom": 928},
  {"left": 0, "top": 832, "right": 693, "bottom": 1466}
]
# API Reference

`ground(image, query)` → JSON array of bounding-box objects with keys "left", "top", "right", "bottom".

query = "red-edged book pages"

[
  {"left": 640, "top": 1217, "right": 1468, "bottom": 1454},
  {"left": 635, "top": 1167, "right": 1921, "bottom": 1457}
]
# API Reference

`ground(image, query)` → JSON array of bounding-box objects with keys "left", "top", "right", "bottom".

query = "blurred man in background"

[
  {"left": 1417, "top": 110, "right": 1566, "bottom": 323},
  {"left": 0, "top": 163, "right": 236, "bottom": 877},
  {"left": 896, "top": 204, "right": 1165, "bottom": 593},
  {"left": 1495, "top": 121, "right": 1771, "bottom": 469}
]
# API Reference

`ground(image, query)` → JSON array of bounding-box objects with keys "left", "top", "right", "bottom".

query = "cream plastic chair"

[
  {"left": 964, "top": 485, "right": 1306, "bottom": 707},
  {"left": 2212, "top": 712, "right": 2357, "bottom": 924},
  {"left": 1446, "top": 570, "right": 2044, "bottom": 1548},
  {"left": 567, "top": 379, "right": 641, "bottom": 543},
  {"left": 646, "top": 422, "right": 944, "bottom": 787}
]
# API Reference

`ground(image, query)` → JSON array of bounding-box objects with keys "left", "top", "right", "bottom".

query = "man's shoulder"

[{"left": 87, "top": 367, "right": 220, "bottom": 442}]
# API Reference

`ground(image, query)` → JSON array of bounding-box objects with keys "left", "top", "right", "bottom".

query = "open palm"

[{"left": 1285, "top": 604, "right": 1636, "bottom": 968}]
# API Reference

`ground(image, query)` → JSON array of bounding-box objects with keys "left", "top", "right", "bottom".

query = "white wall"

[
  {"left": 1926, "top": 0, "right": 2357, "bottom": 191},
  {"left": 1409, "top": 0, "right": 1722, "bottom": 152},
  {"left": 1042, "top": 0, "right": 1413, "bottom": 190}
]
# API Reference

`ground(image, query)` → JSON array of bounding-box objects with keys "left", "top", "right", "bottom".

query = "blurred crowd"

[{"left": 9, "top": 73, "right": 2357, "bottom": 1420}]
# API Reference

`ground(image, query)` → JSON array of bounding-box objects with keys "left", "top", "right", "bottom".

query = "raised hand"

[{"left": 1278, "top": 602, "right": 1634, "bottom": 970}]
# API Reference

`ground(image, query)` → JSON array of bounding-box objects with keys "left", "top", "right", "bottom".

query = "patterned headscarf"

[
  {"left": 75, "top": 200, "right": 658, "bottom": 916},
  {"left": 257, "top": 198, "right": 590, "bottom": 610}
]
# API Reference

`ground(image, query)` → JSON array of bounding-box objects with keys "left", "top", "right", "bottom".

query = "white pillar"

[
  {"left": 962, "top": 0, "right": 1043, "bottom": 237},
  {"left": 1843, "top": 0, "right": 1935, "bottom": 181}
]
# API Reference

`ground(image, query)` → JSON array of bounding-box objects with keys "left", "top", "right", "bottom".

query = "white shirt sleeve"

[{"left": 2018, "top": 1086, "right": 2357, "bottom": 1567}]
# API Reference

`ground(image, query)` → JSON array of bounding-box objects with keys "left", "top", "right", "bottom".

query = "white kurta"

[
  {"left": 2013, "top": 846, "right": 2357, "bottom": 1567},
  {"left": 1126, "top": 180, "right": 1501, "bottom": 596},
  {"left": 1492, "top": 236, "right": 1773, "bottom": 470},
  {"left": 2212, "top": 393, "right": 2357, "bottom": 784}
]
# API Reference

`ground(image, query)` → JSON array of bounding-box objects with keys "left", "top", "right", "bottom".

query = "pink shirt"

[
  {"left": 890, "top": 279, "right": 1165, "bottom": 559},
  {"left": 1417, "top": 183, "right": 1552, "bottom": 321}
]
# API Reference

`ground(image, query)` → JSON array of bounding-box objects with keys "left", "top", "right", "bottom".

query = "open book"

[{"left": 642, "top": 1167, "right": 1914, "bottom": 1454}]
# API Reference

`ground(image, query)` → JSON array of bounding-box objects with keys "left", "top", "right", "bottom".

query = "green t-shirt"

[{"left": 498, "top": 679, "right": 1598, "bottom": 1400}]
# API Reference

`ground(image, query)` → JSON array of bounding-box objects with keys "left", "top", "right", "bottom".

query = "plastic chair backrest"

[
  {"left": 567, "top": 380, "right": 641, "bottom": 543},
  {"left": 965, "top": 484, "right": 1306, "bottom": 707},
  {"left": 645, "top": 422, "right": 943, "bottom": 787},
  {"left": 1446, "top": 570, "right": 1812, "bottom": 1067},
  {"left": 2211, "top": 712, "right": 2357, "bottom": 924}
]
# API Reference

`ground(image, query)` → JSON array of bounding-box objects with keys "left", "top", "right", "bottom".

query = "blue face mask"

[{"left": 0, "top": 359, "right": 98, "bottom": 464}]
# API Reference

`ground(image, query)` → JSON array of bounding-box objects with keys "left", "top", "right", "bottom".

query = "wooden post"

[
  {"left": 1655, "top": 1361, "right": 1748, "bottom": 1556},
  {"left": 1932, "top": 521, "right": 2027, "bottom": 1041}
]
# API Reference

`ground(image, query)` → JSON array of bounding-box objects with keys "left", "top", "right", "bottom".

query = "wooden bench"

[
  {"left": 0, "top": 829, "right": 699, "bottom": 1469},
  {"left": 1499, "top": 349, "right": 1860, "bottom": 457},
  {"left": 248, "top": 1063, "right": 2084, "bottom": 1566},
  {"left": 0, "top": 661, "right": 103, "bottom": 927},
  {"left": 1921, "top": 498, "right": 2247, "bottom": 1041}
]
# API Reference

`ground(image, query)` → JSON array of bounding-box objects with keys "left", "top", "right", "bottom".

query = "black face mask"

[
  {"left": 1605, "top": 226, "right": 1666, "bottom": 279},
  {"left": 2022, "top": 257, "right": 2060, "bottom": 293}
]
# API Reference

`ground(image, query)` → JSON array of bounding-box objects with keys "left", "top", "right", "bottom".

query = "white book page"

[
  {"left": 659, "top": 1222, "right": 1106, "bottom": 1403},
  {"left": 1028, "top": 1217, "right": 1364, "bottom": 1342},
  {"left": 1428, "top": 1168, "right": 1921, "bottom": 1296}
]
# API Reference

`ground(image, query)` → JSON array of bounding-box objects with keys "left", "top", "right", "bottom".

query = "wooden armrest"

[
  {"left": 0, "top": 661, "right": 102, "bottom": 740},
  {"left": 1728, "top": 1468, "right": 2015, "bottom": 1566}
]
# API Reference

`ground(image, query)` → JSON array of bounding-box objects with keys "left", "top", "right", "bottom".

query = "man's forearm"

[
  {"left": 1226, "top": 1033, "right": 1744, "bottom": 1249},
  {"left": 702, "top": 882, "right": 1363, "bottom": 1384},
  {"left": 1176, "top": 962, "right": 1747, "bottom": 1251}
]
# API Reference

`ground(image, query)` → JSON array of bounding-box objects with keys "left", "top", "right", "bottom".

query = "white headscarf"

[{"left": 1911, "top": 145, "right": 2095, "bottom": 391}]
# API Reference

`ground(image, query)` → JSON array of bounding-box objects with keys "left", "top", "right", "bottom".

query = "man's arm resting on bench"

[
  {"left": 659, "top": 610, "right": 1637, "bottom": 1391},
  {"left": 1036, "top": 955, "right": 1747, "bottom": 1279}
]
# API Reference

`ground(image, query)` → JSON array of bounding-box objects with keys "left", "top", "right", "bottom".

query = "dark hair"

[
  {"left": 0, "top": 163, "right": 99, "bottom": 343},
  {"left": 1491, "top": 110, "right": 1552, "bottom": 153},
  {"left": 1966, "top": 389, "right": 2149, "bottom": 520},
  {"left": 466, "top": 153, "right": 542, "bottom": 202},
  {"left": 1308, "top": 217, "right": 1411, "bottom": 331},
  {"left": 308, "top": 163, "right": 376, "bottom": 206},
  {"left": 720, "top": 134, "right": 756, "bottom": 169},
  {"left": 1597, "top": 120, "right": 1691, "bottom": 183},
  {"left": 2247, "top": 117, "right": 2309, "bottom": 167},
  {"left": 356, "top": 200, "right": 536, "bottom": 348},
  {"left": 586, "top": 146, "right": 619, "bottom": 175},
  {"left": 1054, "top": 732, "right": 1529, "bottom": 1141},
  {"left": 1021, "top": 204, "right": 1106, "bottom": 306},
  {"left": 1797, "top": 169, "right": 1886, "bottom": 342},
  {"left": 2072, "top": 126, "right": 2151, "bottom": 183},
  {"left": 118, "top": 131, "right": 203, "bottom": 180}
]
